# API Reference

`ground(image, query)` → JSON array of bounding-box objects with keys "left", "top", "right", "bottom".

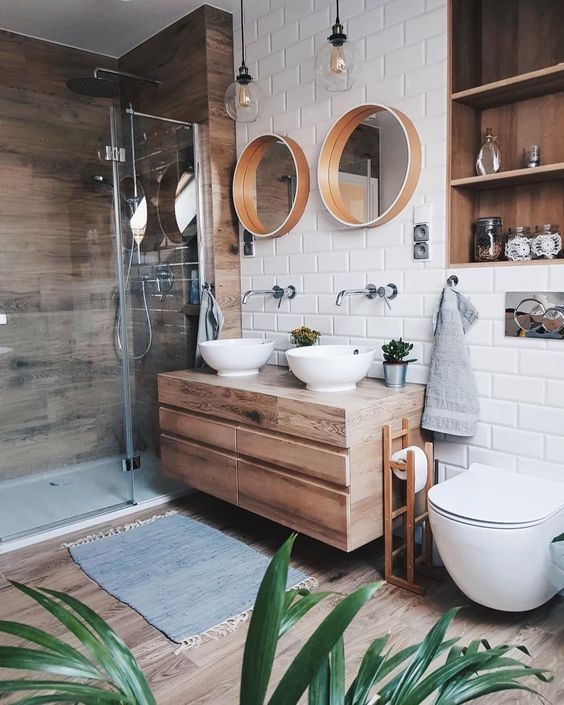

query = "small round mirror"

[
  {"left": 157, "top": 161, "right": 197, "bottom": 244},
  {"left": 318, "top": 104, "right": 421, "bottom": 228},
  {"left": 233, "top": 134, "right": 309, "bottom": 238}
]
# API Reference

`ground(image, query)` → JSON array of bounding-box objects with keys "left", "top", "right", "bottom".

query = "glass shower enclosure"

[{"left": 0, "top": 105, "right": 201, "bottom": 543}]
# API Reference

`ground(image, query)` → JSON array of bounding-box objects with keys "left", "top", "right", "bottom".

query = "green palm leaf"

[
  {"left": 0, "top": 680, "right": 130, "bottom": 704},
  {"left": 240, "top": 534, "right": 296, "bottom": 705},
  {"left": 267, "top": 582, "right": 381, "bottom": 705}
]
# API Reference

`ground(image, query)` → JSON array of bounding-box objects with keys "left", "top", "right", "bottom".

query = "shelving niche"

[{"left": 447, "top": 0, "right": 564, "bottom": 266}]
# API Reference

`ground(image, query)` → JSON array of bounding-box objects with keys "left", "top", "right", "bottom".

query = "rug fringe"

[
  {"left": 60, "top": 510, "right": 178, "bottom": 549},
  {"left": 174, "top": 575, "right": 319, "bottom": 654}
]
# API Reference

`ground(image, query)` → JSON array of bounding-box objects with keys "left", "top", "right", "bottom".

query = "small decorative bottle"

[{"left": 476, "top": 128, "right": 501, "bottom": 175}]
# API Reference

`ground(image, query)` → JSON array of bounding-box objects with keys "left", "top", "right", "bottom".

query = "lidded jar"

[
  {"left": 474, "top": 216, "right": 504, "bottom": 262},
  {"left": 531, "top": 224, "right": 562, "bottom": 260},
  {"left": 505, "top": 226, "right": 532, "bottom": 261}
]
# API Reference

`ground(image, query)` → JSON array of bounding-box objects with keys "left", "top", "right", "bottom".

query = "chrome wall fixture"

[
  {"left": 335, "top": 283, "right": 398, "bottom": 308},
  {"left": 505, "top": 292, "right": 564, "bottom": 340},
  {"left": 242, "top": 285, "right": 297, "bottom": 307}
]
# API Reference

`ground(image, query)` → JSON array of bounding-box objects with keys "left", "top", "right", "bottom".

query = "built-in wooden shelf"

[
  {"left": 452, "top": 64, "right": 564, "bottom": 110},
  {"left": 450, "top": 259, "right": 564, "bottom": 269},
  {"left": 447, "top": 0, "right": 564, "bottom": 267},
  {"left": 451, "top": 163, "right": 564, "bottom": 191}
]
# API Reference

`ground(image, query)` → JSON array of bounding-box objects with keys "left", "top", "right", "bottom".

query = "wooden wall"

[
  {"left": 120, "top": 4, "right": 241, "bottom": 335},
  {"left": 0, "top": 30, "right": 125, "bottom": 480}
]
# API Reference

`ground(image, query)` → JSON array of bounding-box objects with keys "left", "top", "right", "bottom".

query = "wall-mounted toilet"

[{"left": 428, "top": 464, "right": 564, "bottom": 612}]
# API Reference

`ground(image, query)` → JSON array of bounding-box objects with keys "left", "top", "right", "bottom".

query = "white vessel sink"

[
  {"left": 199, "top": 338, "right": 275, "bottom": 377},
  {"left": 286, "top": 345, "right": 374, "bottom": 392}
]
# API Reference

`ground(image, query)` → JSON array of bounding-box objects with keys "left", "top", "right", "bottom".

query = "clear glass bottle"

[
  {"left": 505, "top": 226, "right": 532, "bottom": 261},
  {"left": 476, "top": 128, "right": 501, "bottom": 175},
  {"left": 474, "top": 216, "right": 504, "bottom": 262},
  {"left": 531, "top": 224, "right": 562, "bottom": 259}
]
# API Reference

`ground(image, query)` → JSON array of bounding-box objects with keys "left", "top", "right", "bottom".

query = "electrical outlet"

[
  {"left": 414, "top": 223, "right": 429, "bottom": 241},
  {"left": 414, "top": 242, "right": 430, "bottom": 260},
  {"left": 243, "top": 229, "right": 255, "bottom": 257}
]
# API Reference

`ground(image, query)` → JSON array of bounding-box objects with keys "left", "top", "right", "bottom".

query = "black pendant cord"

[
  {"left": 240, "top": 0, "right": 246, "bottom": 69},
  {"left": 335, "top": 0, "right": 340, "bottom": 24}
]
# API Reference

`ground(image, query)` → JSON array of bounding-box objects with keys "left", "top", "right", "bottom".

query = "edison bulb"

[
  {"left": 315, "top": 40, "right": 356, "bottom": 92},
  {"left": 224, "top": 78, "right": 261, "bottom": 123}
]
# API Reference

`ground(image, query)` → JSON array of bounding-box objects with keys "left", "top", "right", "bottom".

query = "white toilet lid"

[{"left": 428, "top": 464, "right": 564, "bottom": 526}]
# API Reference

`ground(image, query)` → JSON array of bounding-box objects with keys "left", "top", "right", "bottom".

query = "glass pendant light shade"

[
  {"left": 315, "top": 0, "right": 356, "bottom": 92},
  {"left": 224, "top": 0, "right": 261, "bottom": 122},
  {"left": 225, "top": 66, "right": 262, "bottom": 122}
]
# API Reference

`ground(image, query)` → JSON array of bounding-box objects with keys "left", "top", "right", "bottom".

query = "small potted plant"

[
  {"left": 382, "top": 337, "right": 417, "bottom": 388},
  {"left": 290, "top": 326, "right": 321, "bottom": 347}
]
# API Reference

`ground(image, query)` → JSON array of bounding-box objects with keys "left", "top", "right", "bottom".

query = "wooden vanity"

[{"left": 157, "top": 366, "right": 426, "bottom": 551}]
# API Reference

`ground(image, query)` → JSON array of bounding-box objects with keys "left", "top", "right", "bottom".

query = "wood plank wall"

[
  {"left": 119, "top": 4, "right": 241, "bottom": 335},
  {"left": 0, "top": 30, "right": 126, "bottom": 480}
]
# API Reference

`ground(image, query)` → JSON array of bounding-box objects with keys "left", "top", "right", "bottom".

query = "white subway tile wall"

[{"left": 234, "top": 0, "right": 564, "bottom": 481}]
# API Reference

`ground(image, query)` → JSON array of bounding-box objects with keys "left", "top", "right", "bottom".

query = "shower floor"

[{"left": 0, "top": 454, "right": 185, "bottom": 542}]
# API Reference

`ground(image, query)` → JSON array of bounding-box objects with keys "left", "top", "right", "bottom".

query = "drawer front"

[
  {"left": 238, "top": 460, "right": 349, "bottom": 550},
  {"left": 159, "top": 407, "right": 237, "bottom": 452},
  {"left": 161, "top": 434, "right": 237, "bottom": 504},
  {"left": 237, "top": 426, "right": 349, "bottom": 486}
]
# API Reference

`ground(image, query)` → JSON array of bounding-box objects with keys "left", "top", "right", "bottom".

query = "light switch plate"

[{"left": 413, "top": 204, "right": 432, "bottom": 224}]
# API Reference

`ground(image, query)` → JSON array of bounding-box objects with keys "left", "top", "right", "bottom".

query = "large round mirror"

[
  {"left": 233, "top": 134, "right": 310, "bottom": 238},
  {"left": 318, "top": 104, "right": 421, "bottom": 228}
]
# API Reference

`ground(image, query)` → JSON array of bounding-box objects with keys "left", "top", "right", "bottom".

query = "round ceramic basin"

[
  {"left": 199, "top": 338, "right": 275, "bottom": 377},
  {"left": 286, "top": 345, "right": 374, "bottom": 392}
]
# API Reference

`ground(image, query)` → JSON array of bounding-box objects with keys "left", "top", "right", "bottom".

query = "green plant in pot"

[
  {"left": 0, "top": 535, "right": 551, "bottom": 705},
  {"left": 290, "top": 325, "right": 321, "bottom": 347},
  {"left": 382, "top": 338, "right": 417, "bottom": 388}
]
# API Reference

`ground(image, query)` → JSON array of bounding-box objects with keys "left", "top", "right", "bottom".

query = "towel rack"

[{"left": 446, "top": 275, "right": 459, "bottom": 287}]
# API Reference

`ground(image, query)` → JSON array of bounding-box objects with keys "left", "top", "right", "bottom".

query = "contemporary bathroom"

[{"left": 0, "top": 0, "right": 563, "bottom": 703}]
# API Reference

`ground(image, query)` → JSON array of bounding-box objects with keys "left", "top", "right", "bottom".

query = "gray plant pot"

[{"left": 383, "top": 362, "right": 408, "bottom": 388}]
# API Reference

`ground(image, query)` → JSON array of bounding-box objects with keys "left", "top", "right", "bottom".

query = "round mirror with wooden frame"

[
  {"left": 318, "top": 104, "right": 421, "bottom": 229},
  {"left": 233, "top": 133, "right": 310, "bottom": 238}
]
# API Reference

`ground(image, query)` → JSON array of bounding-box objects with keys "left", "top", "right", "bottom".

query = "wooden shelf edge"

[
  {"left": 448, "top": 259, "right": 564, "bottom": 269},
  {"left": 451, "top": 63, "right": 564, "bottom": 109},
  {"left": 451, "top": 162, "right": 564, "bottom": 190}
]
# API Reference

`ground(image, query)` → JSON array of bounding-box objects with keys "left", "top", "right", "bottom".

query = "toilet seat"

[{"left": 428, "top": 463, "right": 564, "bottom": 528}]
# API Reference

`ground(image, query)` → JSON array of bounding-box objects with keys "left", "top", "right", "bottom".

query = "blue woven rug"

[{"left": 64, "top": 512, "right": 316, "bottom": 650}]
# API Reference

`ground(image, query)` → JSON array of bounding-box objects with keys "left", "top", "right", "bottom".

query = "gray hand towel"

[
  {"left": 421, "top": 286, "right": 479, "bottom": 436},
  {"left": 195, "top": 283, "right": 225, "bottom": 368}
]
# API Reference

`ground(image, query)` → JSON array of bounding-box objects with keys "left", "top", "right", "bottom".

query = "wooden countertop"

[{"left": 158, "top": 365, "right": 425, "bottom": 448}]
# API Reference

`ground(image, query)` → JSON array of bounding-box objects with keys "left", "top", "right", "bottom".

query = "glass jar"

[
  {"left": 531, "top": 224, "right": 562, "bottom": 260},
  {"left": 474, "top": 216, "right": 504, "bottom": 262},
  {"left": 505, "top": 226, "right": 532, "bottom": 261}
]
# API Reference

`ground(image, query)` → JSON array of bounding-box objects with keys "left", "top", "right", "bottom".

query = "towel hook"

[{"left": 446, "top": 275, "right": 459, "bottom": 288}]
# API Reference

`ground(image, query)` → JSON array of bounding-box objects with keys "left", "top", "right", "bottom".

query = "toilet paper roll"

[{"left": 391, "top": 445, "right": 429, "bottom": 493}]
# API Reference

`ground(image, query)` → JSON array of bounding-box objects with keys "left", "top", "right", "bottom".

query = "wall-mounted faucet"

[
  {"left": 242, "top": 285, "right": 297, "bottom": 308},
  {"left": 335, "top": 283, "right": 398, "bottom": 309}
]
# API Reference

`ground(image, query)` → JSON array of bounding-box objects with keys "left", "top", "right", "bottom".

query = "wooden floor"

[{"left": 0, "top": 493, "right": 562, "bottom": 705}]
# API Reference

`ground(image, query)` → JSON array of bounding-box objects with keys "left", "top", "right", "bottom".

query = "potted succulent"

[
  {"left": 290, "top": 325, "right": 321, "bottom": 347},
  {"left": 382, "top": 337, "right": 417, "bottom": 388}
]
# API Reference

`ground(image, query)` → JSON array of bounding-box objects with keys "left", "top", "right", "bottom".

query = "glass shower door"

[{"left": 0, "top": 107, "right": 135, "bottom": 542}]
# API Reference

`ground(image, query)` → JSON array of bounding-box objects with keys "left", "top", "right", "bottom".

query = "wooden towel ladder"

[{"left": 383, "top": 418, "right": 434, "bottom": 595}]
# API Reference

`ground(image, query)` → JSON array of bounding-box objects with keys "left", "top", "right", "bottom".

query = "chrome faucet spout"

[
  {"left": 335, "top": 286, "right": 376, "bottom": 307},
  {"left": 242, "top": 289, "right": 272, "bottom": 304}
]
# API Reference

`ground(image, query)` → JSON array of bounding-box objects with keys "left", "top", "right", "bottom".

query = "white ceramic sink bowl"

[
  {"left": 286, "top": 345, "right": 374, "bottom": 392},
  {"left": 199, "top": 338, "right": 274, "bottom": 377}
]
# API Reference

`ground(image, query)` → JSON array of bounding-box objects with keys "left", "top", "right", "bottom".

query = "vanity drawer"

[
  {"left": 237, "top": 426, "right": 349, "bottom": 486},
  {"left": 238, "top": 460, "right": 349, "bottom": 550},
  {"left": 159, "top": 407, "right": 237, "bottom": 453},
  {"left": 161, "top": 434, "right": 237, "bottom": 504}
]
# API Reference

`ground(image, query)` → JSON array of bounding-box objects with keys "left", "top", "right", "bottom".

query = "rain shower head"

[{"left": 66, "top": 68, "right": 160, "bottom": 98}]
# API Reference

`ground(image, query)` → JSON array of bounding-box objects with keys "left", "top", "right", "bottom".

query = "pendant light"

[
  {"left": 315, "top": 0, "right": 356, "bottom": 92},
  {"left": 224, "top": 0, "right": 261, "bottom": 123}
]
